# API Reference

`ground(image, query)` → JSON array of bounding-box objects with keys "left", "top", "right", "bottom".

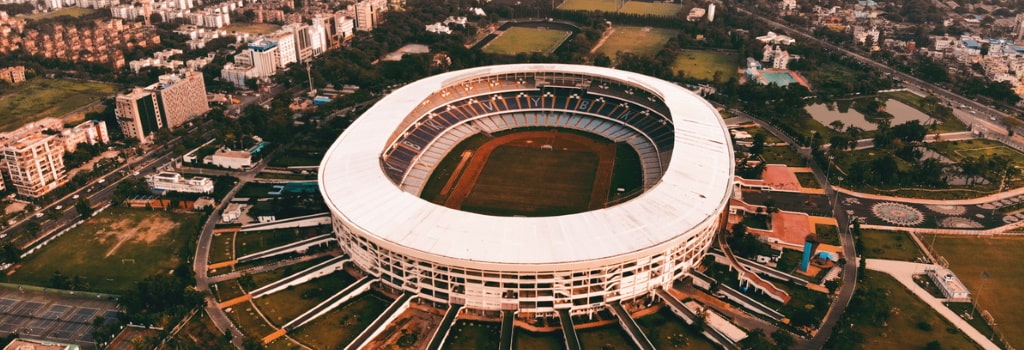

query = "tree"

[
  {"left": 925, "top": 340, "right": 942, "bottom": 350},
  {"left": 825, "top": 279, "right": 841, "bottom": 294},
  {"left": 75, "top": 199, "right": 93, "bottom": 218},
  {"left": 771, "top": 330, "right": 796, "bottom": 349},
  {"left": 24, "top": 221, "right": 41, "bottom": 237},
  {"left": 750, "top": 132, "right": 766, "bottom": 156},
  {"left": 0, "top": 243, "right": 21, "bottom": 264}
]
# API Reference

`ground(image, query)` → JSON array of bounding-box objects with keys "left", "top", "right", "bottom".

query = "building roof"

[{"left": 319, "top": 64, "right": 734, "bottom": 265}]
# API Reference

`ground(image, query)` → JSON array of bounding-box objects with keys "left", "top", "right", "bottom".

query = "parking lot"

[{"left": 0, "top": 288, "right": 120, "bottom": 349}]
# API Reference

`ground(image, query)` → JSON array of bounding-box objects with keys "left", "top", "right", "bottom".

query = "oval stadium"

[{"left": 319, "top": 64, "right": 734, "bottom": 318}]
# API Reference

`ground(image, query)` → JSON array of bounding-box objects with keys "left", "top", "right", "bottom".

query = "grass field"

[
  {"left": 859, "top": 230, "right": 924, "bottom": 262},
  {"left": 636, "top": 308, "right": 717, "bottom": 349},
  {"left": 672, "top": 50, "right": 740, "bottom": 82},
  {"left": 557, "top": 0, "right": 621, "bottom": 11},
  {"left": 247, "top": 257, "right": 332, "bottom": 290},
  {"left": 0, "top": 78, "right": 118, "bottom": 132},
  {"left": 255, "top": 271, "right": 356, "bottom": 326},
  {"left": 928, "top": 139, "right": 1024, "bottom": 165},
  {"left": 815, "top": 223, "right": 839, "bottom": 245},
  {"left": 226, "top": 300, "right": 277, "bottom": 340},
  {"left": 443, "top": 321, "right": 500, "bottom": 350},
  {"left": 19, "top": 7, "right": 96, "bottom": 20},
  {"left": 761, "top": 145, "right": 806, "bottom": 167},
  {"left": 223, "top": 23, "right": 281, "bottom": 35},
  {"left": 578, "top": 325, "right": 635, "bottom": 349},
  {"left": 930, "top": 236, "right": 1024, "bottom": 348},
  {"left": 235, "top": 228, "right": 321, "bottom": 257},
  {"left": 852, "top": 271, "right": 978, "bottom": 349},
  {"left": 462, "top": 146, "right": 599, "bottom": 216},
  {"left": 7, "top": 207, "right": 200, "bottom": 294},
  {"left": 214, "top": 280, "right": 246, "bottom": 301},
  {"left": 513, "top": 329, "right": 564, "bottom": 350},
  {"left": 180, "top": 311, "right": 235, "bottom": 350},
  {"left": 595, "top": 26, "right": 678, "bottom": 58},
  {"left": 618, "top": 1, "right": 683, "bottom": 16},
  {"left": 483, "top": 27, "right": 572, "bottom": 55},
  {"left": 209, "top": 232, "right": 235, "bottom": 264},
  {"left": 797, "top": 173, "right": 820, "bottom": 189},
  {"left": 292, "top": 293, "right": 390, "bottom": 349}
]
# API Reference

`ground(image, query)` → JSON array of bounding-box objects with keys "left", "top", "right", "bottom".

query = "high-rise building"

[
  {"left": 0, "top": 66, "right": 26, "bottom": 84},
  {"left": 146, "top": 71, "right": 209, "bottom": 130},
  {"left": 354, "top": 0, "right": 387, "bottom": 32},
  {"left": 2, "top": 133, "right": 66, "bottom": 198},
  {"left": 283, "top": 23, "right": 313, "bottom": 62},
  {"left": 115, "top": 87, "right": 163, "bottom": 144},
  {"left": 335, "top": 13, "right": 355, "bottom": 41},
  {"left": 268, "top": 29, "right": 297, "bottom": 67}
]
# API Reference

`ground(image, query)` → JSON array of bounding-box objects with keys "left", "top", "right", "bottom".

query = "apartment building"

[
  {"left": 0, "top": 65, "right": 25, "bottom": 83},
  {"left": 60, "top": 120, "right": 110, "bottom": 152},
  {"left": 115, "top": 87, "right": 163, "bottom": 144},
  {"left": 354, "top": 0, "right": 387, "bottom": 32},
  {"left": 2, "top": 133, "right": 66, "bottom": 198},
  {"left": 146, "top": 71, "right": 209, "bottom": 129}
]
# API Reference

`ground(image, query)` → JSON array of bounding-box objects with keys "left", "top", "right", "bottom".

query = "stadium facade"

[{"left": 319, "top": 64, "right": 734, "bottom": 316}]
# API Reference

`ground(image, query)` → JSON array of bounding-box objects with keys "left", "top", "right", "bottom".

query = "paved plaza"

[{"left": 0, "top": 288, "right": 120, "bottom": 349}]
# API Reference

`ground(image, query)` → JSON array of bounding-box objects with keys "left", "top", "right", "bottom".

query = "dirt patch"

[{"left": 92, "top": 215, "right": 180, "bottom": 257}]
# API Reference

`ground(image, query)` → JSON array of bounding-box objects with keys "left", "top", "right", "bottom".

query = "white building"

[
  {"left": 209, "top": 147, "right": 253, "bottom": 169},
  {"left": 221, "top": 39, "right": 279, "bottom": 88},
  {"left": 354, "top": 0, "right": 387, "bottom": 32},
  {"left": 60, "top": 120, "right": 109, "bottom": 152},
  {"left": 146, "top": 171, "right": 214, "bottom": 193},
  {"left": 926, "top": 268, "right": 971, "bottom": 302},
  {"left": 268, "top": 29, "right": 298, "bottom": 67},
  {"left": 756, "top": 31, "right": 796, "bottom": 45},
  {"left": 425, "top": 23, "right": 451, "bottom": 35}
]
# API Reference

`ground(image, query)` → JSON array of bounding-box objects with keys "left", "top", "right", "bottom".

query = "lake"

[{"left": 805, "top": 99, "right": 935, "bottom": 131}]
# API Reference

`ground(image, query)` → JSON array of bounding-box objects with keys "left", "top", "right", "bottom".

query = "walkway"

[
  {"left": 607, "top": 302, "right": 656, "bottom": 350},
  {"left": 235, "top": 234, "right": 336, "bottom": 263},
  {"left": 207, "top": 250, "right": 339, "bottom": 284},
  {"left": 708, "top": 249, "right": 810, "bottom": 285},
  {"left": 557, "top": 308, "right": 581, "bottom": 350},
  {"left": 425, "top": 304, "right": 462, "bottom": 350},
  {"left": 692, "top": 271, "right": 785, "bottom": 321},
  {"left": 249, "top": 255, "right": 349, "bottom": 298},
  {"left": 865, "top": 259, "right": 999, "bottom": 350},
  {"left": 499, "top": 310, "right": 515, "bottom": 350},
  {"left": 283, "top": 276, "right": 375, "bottom": 332},
  {"left": 345, "top": 292, "right": 415, "bottom": 350}
]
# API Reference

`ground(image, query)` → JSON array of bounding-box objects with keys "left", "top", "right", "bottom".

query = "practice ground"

[
  {"left": 672, "top": 50, "right": 740, "bottom": 82},
  {"left": 557, "top": 0, "right": 621, "bottom": 12},
  {"left": 0, "top": 78, "right": 118, "bottom": 132},
  {"left": 929, "top": 235, "right": 1024, "bottom": 348},
  {"left": 618, "top": 1, "right": 683, "bottom": 16},
  {"left": 19, "top": 7, "right": 96, "bottom": 20},
  {"left": 482, "top": 27, "right": 572, "bottom": 55},
  {"left": 6, "top": 207, "right": 201, "bottom": 294},
  {"left": 438, "top": 130, "right": 616, "bottom": 217},
  {"left": 223, "top": 23, "right": 281, "bottom": 35},
  {"left": 594, "top": 26, "right": 678, "bottom": 58}
]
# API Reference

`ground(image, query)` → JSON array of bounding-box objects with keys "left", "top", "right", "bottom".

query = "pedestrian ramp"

[
  {"left": 344, "top": 292, "right": 415, "bottom": 350},
  {"left": 499, "top": 310, "right": 515, "bottom": 350},
  {"left": 250, "top": 255, "right": 349, "bottom": 298},
  {"left": 557, "top": 308, "right": 581, "bottom": 350},
  {"left": 424, "top": 303, "right": 462, "bottom": 350},
  {"left": 607, "top": 302, "right": 655, "bottom": 350}
]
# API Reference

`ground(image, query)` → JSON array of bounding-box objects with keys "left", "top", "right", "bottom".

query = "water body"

[{"left": 805, "top": 99, "right": 936, "bottom": 131}]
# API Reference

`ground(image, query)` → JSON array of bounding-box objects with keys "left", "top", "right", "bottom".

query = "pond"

[{"left": 805, "top": 99, "right": 935, "bottom": 131}]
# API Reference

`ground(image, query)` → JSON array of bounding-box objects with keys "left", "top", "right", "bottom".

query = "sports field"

[
  {"left": 445, "top": 131, "right": 615, "bottom": 216},
  {"left": 7, "top": 207, "right": 201, "bottom": 294},
  {"left": 557, "top": 0, "right": 621, "bottom": 12},
  {"left": 930, "top": 236, "right": 1024, "bottom": 348},
  {"left": 483, "top": 27, "right": 572, "bottom": 55},
  {"left": 618, "top": 1, "right": 683, "bottom": 16},
  {"left": 0, "top": 78, "right": 118, "bottom": 132},
  {"left": 671, "top": 50, "right": 740, "bottom": 82},
  {"left": 593, "top": 26, "right": 678, "bottom": 57}
]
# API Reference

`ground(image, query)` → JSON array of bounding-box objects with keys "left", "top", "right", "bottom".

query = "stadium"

[{"left": 319, "top": 64, "right": 734, "bottom": 317}]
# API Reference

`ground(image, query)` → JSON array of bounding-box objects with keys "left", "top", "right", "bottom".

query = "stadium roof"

[{"left": 319, "top": 64, "right": 734, "bottom": 265}]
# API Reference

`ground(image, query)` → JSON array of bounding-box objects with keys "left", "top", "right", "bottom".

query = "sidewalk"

[
  {"left": 833, "top": 184, "right": 1024, "bottom": 206},
  {"left": 865, "top": 259, "right": 999, "bottom": 350}
]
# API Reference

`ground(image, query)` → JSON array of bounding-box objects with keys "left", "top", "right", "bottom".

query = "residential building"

[
  {"left": 926, "top": 268, "right": 971, "bottom": 302},
  {"left": 268, "top": 29, "right": 297, "bottom": 67},
  {"left": 115, "top": 87, "right": 163, "bottom": 144},
  {"left": 146, "top": 71, "right": 209, "bottom": 130},
  {"left": 60, "top": 120, "right": 109, "bottom": 152},
  {"left": 146, "top": 171, "right": 214, "bottom": 193},
  {"left": 283, "top": 23, "right": 313, "bottom": 62},
  {"left": 354, "top": 0, "right": 387, "bottom": 32},
  {"left": 0, "top": 65, "right": 25, "bottom": 83},
  {"left": 2, "top": 133, "right": 66, "bottom": 198},
  {"left": 335, "top": 14, "right": 355, "bottom": 41}
]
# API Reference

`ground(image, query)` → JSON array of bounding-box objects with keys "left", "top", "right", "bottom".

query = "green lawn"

[
  {"left": 930, "top": 236, "right": 1024, "bottom": 348},
  {"left": 671, "top": 50, "right": 740, "bottom": 82},
  {"left": 596, "top": 26, "right": 678, "bottom": 58},
  {"left": 636, "top": 308, "right": 718, "bottom": 349},
  {"left": 618, "top": 1, "right": 683, "bottom": 16},
  {"left": 223, "top": 23, "right": 281, "bottom": 35},
  {"left": 268, "top": 152, "right": 323, "bottom": 167},
  {"left": 557, "top": 0, "right": 621, "bottom": 11},
  {"left": 254, "top": 271, "right": 357, "bottom": 327},
  {"left": 513, "top": 329, "right": 564, "bottom": 350},
  {"left": 859, "top": 230, "right": 924, "bottom": 262},
  {"left": 209, "top": 231, "right": 235, "bottom": 264},
  {"left": 291, "top": 293, "right": 390, "bottom": 349},
  {"left": 483, "top": 27, "right": 572, "bottom": 55},
  {"left": 578, "top": 324, "right": 636, "bottom": 350},
  {"left": 848, "top": 271, "right": 978, "bottom": 350},
  {"left": 443, "top": 321, "right": 501, "bottom": 350},
  {"left": 225, "top": 300, "right": 277, "bottom": 340},
  {"left": 815, "top": 223, "right": 839, "bottom": 245},
  {"left": 246, "top": 256, "right": 333, "bottom": 290},
  {"left": 761, "top": 145, "right": 806, "bottom": 166},
  {"left": 181, "top": 311, "right": 235, "bottom": 350},
  {"left": 797, "top": 173, "right": 821, "bottom": 189},
  {"left": 928, "top": 139, "right": 1024, "bottom": 165},
  {"left": 19, "top": 7, "right": 96, "bottom": 20},
  {"left": 0, "top": 78, "right": 118, "bottom": 132},
  {"left": 7, "top": 207, "right": 201, "bottom": 294},
  {"left": 235, "top": 228, "right": 320, "bottom": 257},
  {"left": 213, "top": 280, "right": 246, "bottom": 301}
]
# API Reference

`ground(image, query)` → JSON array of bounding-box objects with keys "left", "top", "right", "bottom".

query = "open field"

[
  {"left": 235, "top": 228, "right": 323, "bottom": 257},
  {"left": 672, "top": 50, "right": 739, "bottom": 82},
  {"left": 595, "top": 26, "right": 678, "bottom": 57},
  {"left": 442, "top": 320, "right": 500, "bottom": 350},
  {"left": 859, "top": 230, "right": 924, "bottom": 262},
  {"left": 930, "top": 236, "right": 1024, "bottom": 348},
  {"left": 223, "top": 23, "right": 281, "bottom": 35},
  {"left": 7, "top": 207, "right": 200, "bottom": 294},
  {"left": 19, "top": 7, "right": 96, "bottom": 20},
  {"left": 226, "top": 300, "right": 277, "bottom": 340},
  {"left": 0, "top": 78, "right": 118, "bottom": 132},
  {"left": 618, "top": 1, "right": 683, "bottom": 16},
  {"left": 928, "top": 139, "right": 1024, "bottom": 165},
  {"left": 213, "top": 280, "right": 246, "bottom": 301},
  {"left": 209, "top": 231, "right": 235, "bottom": 264},
  {"left": 851, "top": 271, "right": 978, "bottom": 349},
  {"left": 636, "top": 308, "right": 717, "bottom": 349},
  {"left": 761, "top": 145, "right": 806, "bottom": 167},
  {"left": 255, "top": 271, "right": 357, "bottom": 326},
  {"left": 483, "top": 27, "right": 572, "bottom": 55},
  {"left": 579, "top": 324, "right": 635, "bottom": 349},
  {"left": 291, "top": 293, "right": 390, "bottom": 349},
  {"left": 514, "top": 329, "right": 564, "bottom": 350},
  {"left": 246, "top": 256, "right": 332, "bottom": 289},
  {"left": 557, "top": 0, "right": 621, "bottom": 12}
]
